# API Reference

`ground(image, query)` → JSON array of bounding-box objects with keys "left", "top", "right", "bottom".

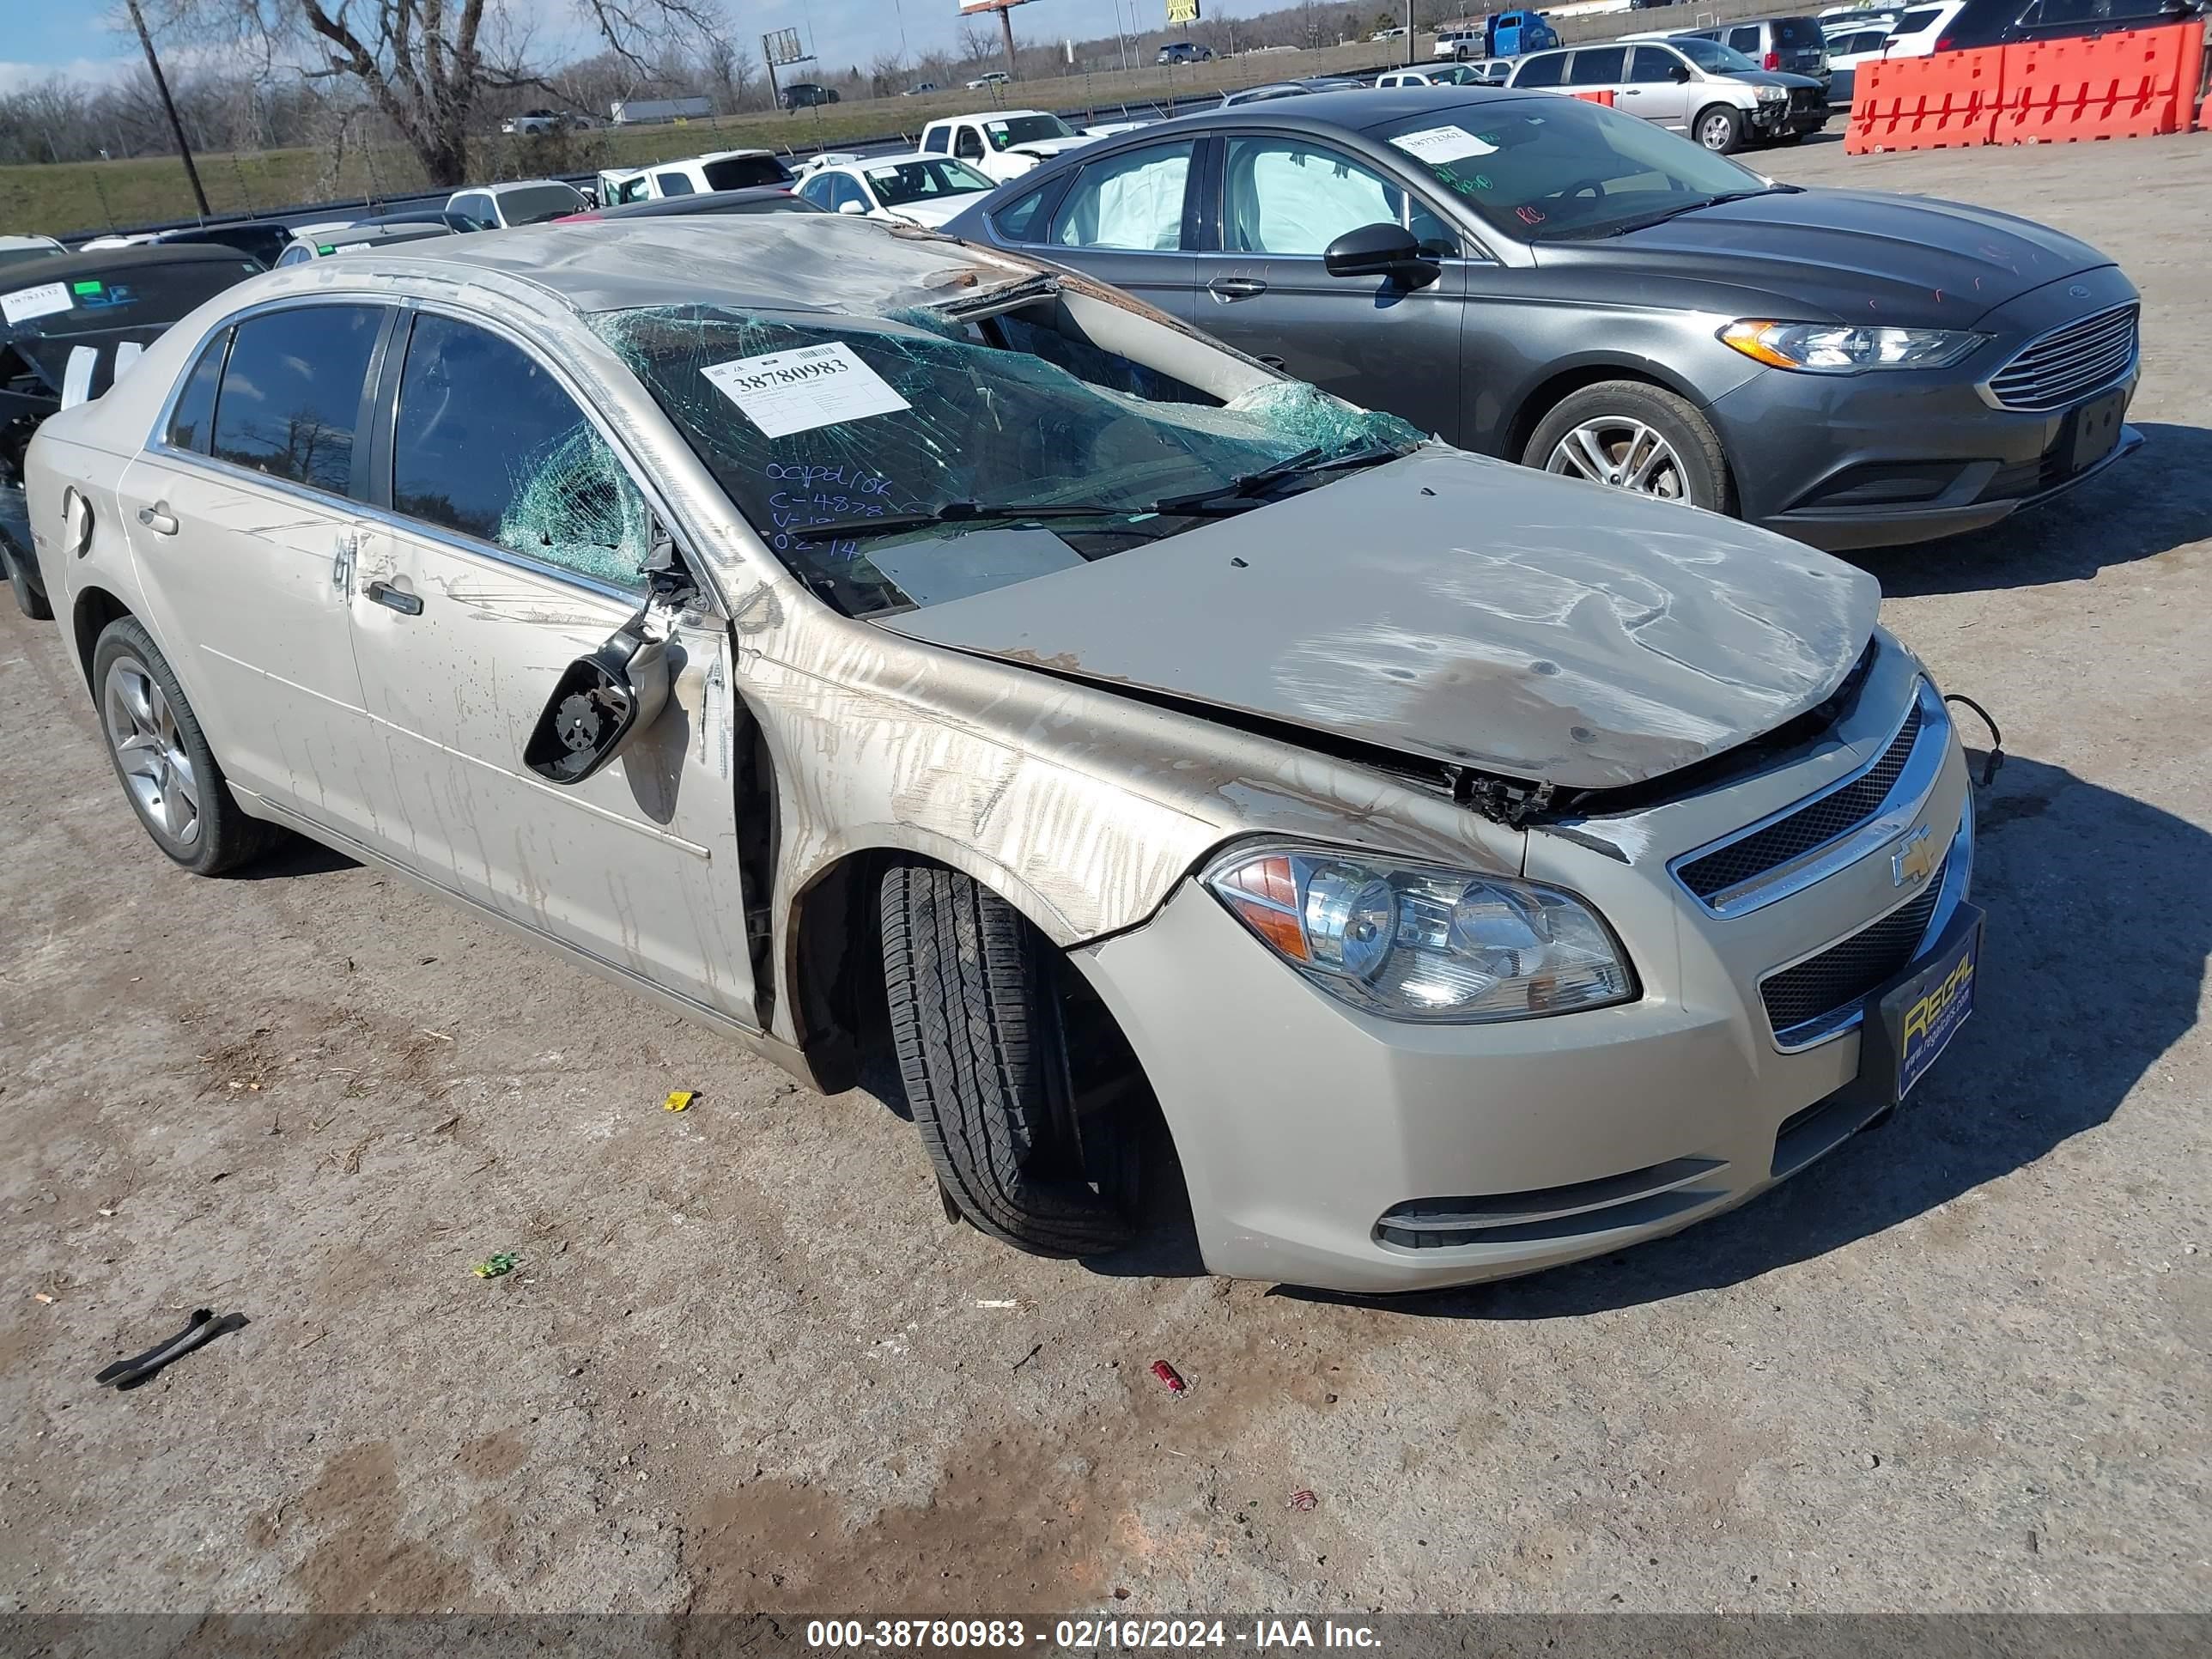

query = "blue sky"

[{"left": 0, "top": 2, "right": 1298, "bottom": 94}]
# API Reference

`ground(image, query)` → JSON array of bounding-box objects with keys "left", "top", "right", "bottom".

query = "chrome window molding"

[
  {"left": 1762, "top": 790, "right": 1974, "bottom": 1053},
  {"left": 1669, "top": 676, "right": 1950, "bottom": 920}
]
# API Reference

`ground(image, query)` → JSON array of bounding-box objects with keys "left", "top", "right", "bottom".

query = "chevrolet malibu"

[{"left": 24, "top": 217, "right": 1980, "bottom": 1292}]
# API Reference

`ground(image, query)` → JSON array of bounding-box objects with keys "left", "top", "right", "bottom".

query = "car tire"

[
  {"left": 1523, "top": 380, "right": 1735, "bottom": 514},
  {"left": 2, "top": 538, "right": 52, "bottom": 621},
  {"left": 1695, "top": 104, "right": 1747, "bottom": 154},
  {"left": 880, "top": 861, "right": 1141, "bottom": 1258},
  {"left": 92, "top": 616, "right": 281, "bottom": 876}
]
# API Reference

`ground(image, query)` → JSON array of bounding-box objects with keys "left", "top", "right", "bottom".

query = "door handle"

[
  {"left": 367, "top": 580, "right": 422, "bottom": 617},
  {"left": 137, "top": 503, "right": 179, "bottom": 536},
  {"left": 1207, "top": 276, "right": 1268, "bottom": 301}
]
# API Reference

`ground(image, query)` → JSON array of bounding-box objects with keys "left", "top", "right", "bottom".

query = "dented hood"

[{"left": 875, "top": 448, "right": 1881, "bottom": 792}]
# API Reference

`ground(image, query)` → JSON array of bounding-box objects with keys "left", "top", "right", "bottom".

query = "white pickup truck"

[{"left": 917, "top": 110, "right": 1097, "bottom": 184}]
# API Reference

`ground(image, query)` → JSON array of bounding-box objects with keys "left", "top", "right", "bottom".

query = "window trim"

[
  {"left": 1206, "top": 127, "right": 1476, "bottom": 263},
  {"left": 165, "top": 325, "right": 234, "bottom": 457},
  {"left": 157, "top": 297, "right": 399, "bottom": 505},
  {"left": 1045, "top": 136, "right": 1203, "bottom": 254},
  {"left": 362, "top": 298, "right": 723, "bottom": 613},
  {"left": 143, "top": 294, "right": 723, "bottom": 617}
]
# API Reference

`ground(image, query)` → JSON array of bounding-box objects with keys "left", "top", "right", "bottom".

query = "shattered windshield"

[
  {"left": 595, "top": 305, "right": 1420, "bottom": 616},
  {"left": 988, "top": 114, "right": 1079, "bottom": 149}
]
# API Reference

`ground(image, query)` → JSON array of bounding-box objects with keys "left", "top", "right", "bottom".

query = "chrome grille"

[
  {"left": 1678, "top": 703, "right": 1922, "bottom": 902},
  {"left": 1985, "top": 305, "right": 2137, "bottom": 413}
]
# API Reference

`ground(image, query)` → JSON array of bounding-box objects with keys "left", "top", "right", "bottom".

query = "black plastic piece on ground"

[{"left": 94, "top": 1308, "right": 249, "bottom": 1391}]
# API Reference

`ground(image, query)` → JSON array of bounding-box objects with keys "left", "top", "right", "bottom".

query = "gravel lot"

[{"left": 3, "top": 131, "right": 2209, "bottom": 1620}]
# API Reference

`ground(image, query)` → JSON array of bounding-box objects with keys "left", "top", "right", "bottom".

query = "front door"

[
  {"left": 1193, "top": 132, "right": 1465, "bottom": 443},
  {"left": 1620, "top": 45, "right": 1696, "bottom": 131},
  {"left": 116, "top": 301, "right": 390, "bottom": 823},
  {"left": 347, "top": 307, "right": 757, "bottom": 1024}
]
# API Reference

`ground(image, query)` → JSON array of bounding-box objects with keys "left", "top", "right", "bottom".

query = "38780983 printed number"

[{"left": 804, "top": 1620, "right": 1231, "bottom": 1648}]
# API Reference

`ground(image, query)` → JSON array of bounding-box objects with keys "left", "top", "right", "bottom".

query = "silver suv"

[{"left": 1512, "top": 36, "right": 1830, "bottom": 152}]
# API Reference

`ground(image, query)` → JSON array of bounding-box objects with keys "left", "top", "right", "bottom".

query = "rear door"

[
  {"left": 1565, "top": 44, "right": 1631, "bottom": 103},
  {"left": 1192, "top": 131, "right": 1467, "bottom": 442},
  {"left": 116, "top": 301, "right": 391, "bottom": 822},
  {"left": 1032, "top": 137, "right": 1202, "bottom": 322},
  {"left": 346, "top": 306, "right": 757, "bottom": 1022}
]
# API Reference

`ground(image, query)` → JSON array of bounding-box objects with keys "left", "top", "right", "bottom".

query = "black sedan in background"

[
  {"left": 1, "top": 245, "right": 261, "bottom": 617},
  {"left": 943, "top": 88, "right": 2142, "bottom": 550}
]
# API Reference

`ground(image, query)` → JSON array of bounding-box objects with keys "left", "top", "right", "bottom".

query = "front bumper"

[
  {"left": 1076, "top": 647, "right": 1977, "bottom": 1292},
  {"left": 1710, "top": 267, "right": 2142, "bottom": 551}
]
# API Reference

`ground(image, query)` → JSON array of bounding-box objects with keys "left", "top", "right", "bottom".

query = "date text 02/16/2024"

[{"left": 804, "top": 1620, "right": 1383, "bottom": 1650}]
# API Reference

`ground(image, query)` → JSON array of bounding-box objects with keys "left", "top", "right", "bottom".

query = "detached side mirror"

[
  {"left": 1323, "top": 222, "right": 1441, "bottom": 289},
  {"left": 523, "top": 612, "right": 673, "bottom": 786}
]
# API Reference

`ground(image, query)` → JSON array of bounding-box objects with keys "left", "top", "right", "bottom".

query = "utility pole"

[
  {"left": 125, "top": 0, "right": 210, "bottom": 218},
  {"left": 1405, "top": 0, "right": 1417, "bottom": 67}
]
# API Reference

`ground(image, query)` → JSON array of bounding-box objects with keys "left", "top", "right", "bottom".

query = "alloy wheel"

[
  {"left": 103, "top": 654, "right": 201, "bottom": 847},
  {"left": 1700, "top": 112, "right": 1735, "bottom": 149},
  {"left": 1545, "top": 418, "right": 1692, "bottom": 502}
]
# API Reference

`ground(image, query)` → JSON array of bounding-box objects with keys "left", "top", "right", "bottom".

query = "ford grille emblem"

[{"left": 2068, "top": 284, "right": 2091, "bottom": 298}]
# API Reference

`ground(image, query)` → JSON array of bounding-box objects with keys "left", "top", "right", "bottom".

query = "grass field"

[
  {"left": 0, "top": 39, "right": 1396, "bottom": 236},
  {"left": 1, "top": 0, "right": 1790, "bottom": 237}
]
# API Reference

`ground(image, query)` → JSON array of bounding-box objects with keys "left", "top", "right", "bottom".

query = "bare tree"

[
  {"left": 700, "top": 36, "right": 757, "bottom": 111},
  {"left": 957, "top": 19, "right": 996, "bottom": 64},
  {"left": 173, "top": 0, "right": 727, "bottom": 187}
]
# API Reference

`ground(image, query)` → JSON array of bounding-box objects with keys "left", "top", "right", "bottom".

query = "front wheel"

[
  {"left": 880, "top": 862, "right": 1140, "bottom": 1258},
  {"left": 1522, "top": 380, "right": 1735, "bottom": 514},
  {"left": 1695, "top": 104, "right": 1747, "bottom": 154}
]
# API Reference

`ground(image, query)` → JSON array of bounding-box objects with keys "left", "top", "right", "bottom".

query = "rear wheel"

[
  {"left": 93, "top": 617, "right": 280, "bottom": 875},
  {"left": 2, "top": 538, "right": 52, "bottom": 621},
  {"left": 880, "top": 862, "right": 1140, "bottom": 1258},
  {"left": 1695, "top": 104, "right": 1746, "bottom": 154},
  {"left": 1523, "top": 380, "right": 1735, "bottom": 514}
]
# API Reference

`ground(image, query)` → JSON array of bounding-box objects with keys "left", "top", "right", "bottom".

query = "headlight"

[
  {"left": 1756, "top": 85, "right": 1788, "bottom": 102},
  {"left": 1203, "top": 844, "right": 1636, "bottom": 1024},
  {"left": 1721, "top": 319, "right": 1985, "bottom": 373}
]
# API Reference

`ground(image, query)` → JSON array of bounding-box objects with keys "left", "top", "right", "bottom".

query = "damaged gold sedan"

[{"left": 22, "top": 216, "right": 1978, "bottom": 1291}]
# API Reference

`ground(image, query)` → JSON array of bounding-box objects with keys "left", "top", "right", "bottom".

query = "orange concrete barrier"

[
  {"left": 1846, "top": 48, "right": 2004, "bottom": 153},
  {"left": 1997, "top": 24, "right": 2196, "bottom": 143}
]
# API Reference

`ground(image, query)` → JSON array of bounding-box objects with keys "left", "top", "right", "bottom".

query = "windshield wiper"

[
  {"left": 1150, "top": 441, "right": 1410, "bottom": 515},
  {"left": 789, "top": 501, "right": 1157, "bottom": 545},
  {"left": 1591, "top": 185, "right": 1801, "bottom": 239}
]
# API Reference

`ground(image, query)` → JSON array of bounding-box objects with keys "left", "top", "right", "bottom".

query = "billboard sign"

[
  {"left": 763, "top": 27, "right": 809, "bottom": 65},
  {"left": 1167, "top": 0, "right": 1200, "bottom": 21},
  {"left": 957, "top": 0, "right": 1035, "bottom": 13}
]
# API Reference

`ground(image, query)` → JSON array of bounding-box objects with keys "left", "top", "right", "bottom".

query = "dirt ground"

[{"left": 3, "top": 131, "right": 2209, "bottom": 1621}]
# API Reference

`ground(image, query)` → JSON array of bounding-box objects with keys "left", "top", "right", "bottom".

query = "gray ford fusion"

[{"left": 942, "top": 88, "right": 2141, "bottom": 550}]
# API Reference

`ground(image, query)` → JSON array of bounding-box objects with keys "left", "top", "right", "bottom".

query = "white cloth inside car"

[
  {"left": 1055, "top": 147, "right": 1190, "bottom": 251},
  {"left": 1232, "top": 145, "right": 1400, "bottom": 256}
]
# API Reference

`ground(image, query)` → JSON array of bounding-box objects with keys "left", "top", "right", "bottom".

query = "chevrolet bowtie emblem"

[{"left": 1892, "top": 824, "right": 1940, "bottom": 888}]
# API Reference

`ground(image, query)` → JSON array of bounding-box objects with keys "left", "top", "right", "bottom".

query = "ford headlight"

[
  {"left": 1203, "top": 845, "right": 1635, "bottom": 1023},
  {"left": 1721, "top": 319, "right": 1985, "bottom": 372},
  {"left": 1756, "top": 85, "right": 1788, "bottom": 102}
]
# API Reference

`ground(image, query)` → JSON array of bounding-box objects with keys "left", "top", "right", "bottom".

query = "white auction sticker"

[
  {"left": 700, "top": 341, "right": 911, "bottom": 439},
  {"left": 1, "top": 281, "right": 73, "bottom": 325},
  {"left": 1389, "top": 125, "right": 1498, "bottom": 165}
]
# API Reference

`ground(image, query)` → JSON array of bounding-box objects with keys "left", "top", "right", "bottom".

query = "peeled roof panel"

[{"left": 372, "top": 216, "right": 1042, "bottom": 319}]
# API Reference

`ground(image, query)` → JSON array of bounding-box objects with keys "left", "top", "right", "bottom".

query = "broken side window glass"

[
  {"left": 392, "top": 313, "right": 651, "bottom": 592},
  {"left": 593, "top": 304, "right": 1421, "bottom": 617}
]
